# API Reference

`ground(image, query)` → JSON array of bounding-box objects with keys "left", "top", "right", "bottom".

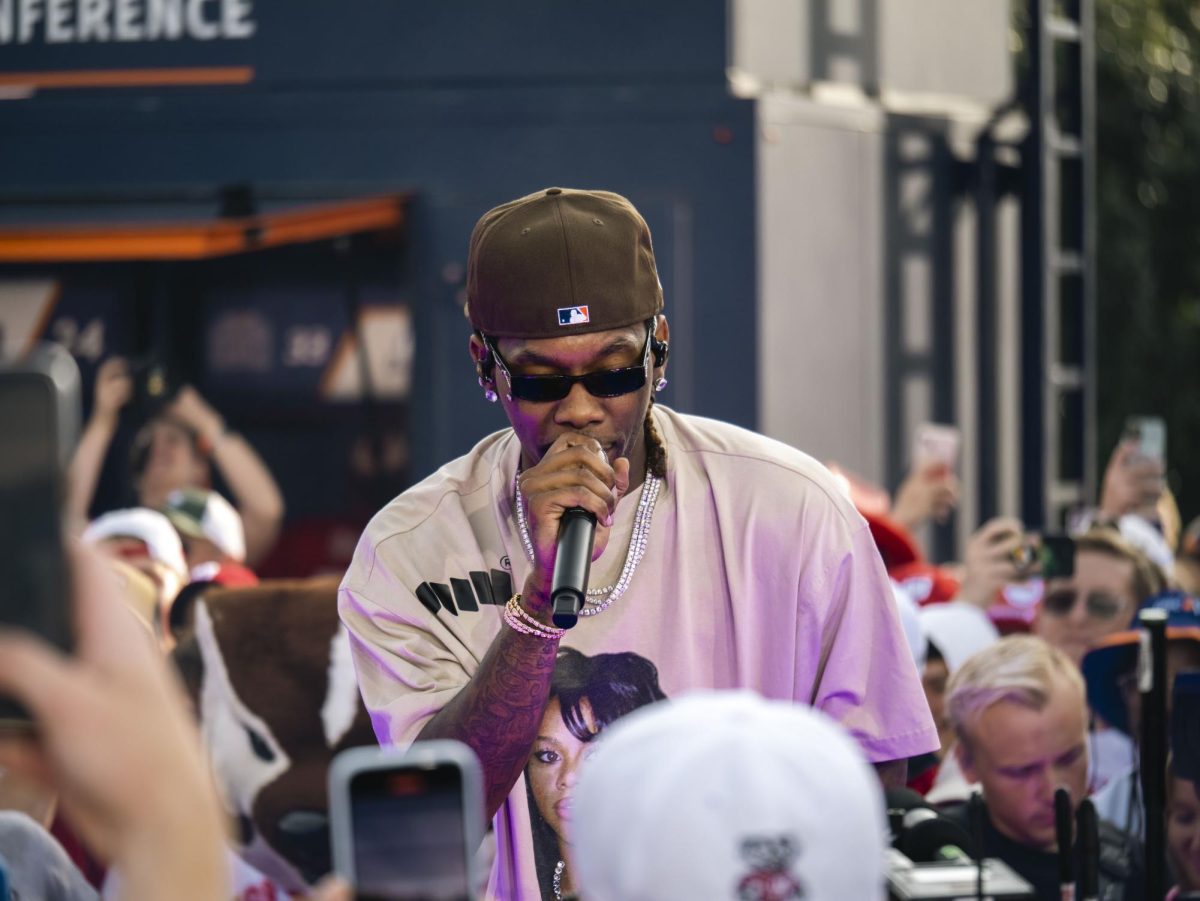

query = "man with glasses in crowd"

[
  {"left": 1032, "top": 528, "right": 1166, "bottom": 791},
  {"left": 1033, "top": 529, "right": 1165, "bottom": 667},
  {"left": 340, "top": 187, "right": 937, "bottom": 899}
]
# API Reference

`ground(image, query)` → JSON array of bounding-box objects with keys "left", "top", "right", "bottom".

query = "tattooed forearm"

[{"left": 415, "top": 596, "right": 560, "bottom": 818}]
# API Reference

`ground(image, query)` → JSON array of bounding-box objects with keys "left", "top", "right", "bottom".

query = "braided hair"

[{"left": 644, "top": 396, "right": 668, "bottom": 480}]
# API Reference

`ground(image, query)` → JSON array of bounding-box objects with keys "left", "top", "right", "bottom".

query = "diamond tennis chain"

[
  {"left": 553, "top": 859, "right": 567, "bottom": 900},
  {"left": 513, "top": 468, "right": 660, "bottom": 617}
]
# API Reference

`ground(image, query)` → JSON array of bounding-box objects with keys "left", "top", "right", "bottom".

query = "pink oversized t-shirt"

[{"left": 340, "top": 406, "right": 936, "bottom": 899}]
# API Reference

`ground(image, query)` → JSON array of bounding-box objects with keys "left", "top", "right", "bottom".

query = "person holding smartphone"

[
  {"left": 340, "top": 188, "right": 937, "bottom": 899},
  {"left": 1033, "top": 529, "right": 1165, "bottom": 668},
  {"left": 67, "top": 362, "right": 284, "bottom": 567},
  {"left": 1100, "top": 423, "right": 1167, "bottom": 526},
  {"left": 0, "top": 546, "right": 229, "bottom": 901}
]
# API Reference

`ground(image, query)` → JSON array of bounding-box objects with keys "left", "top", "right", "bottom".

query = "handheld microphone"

[
  {"left": 1054, "top": 787, "right": 1075, "bottom": 901},
  {"left": 1076, "top": 798, "right": 1099, "bottom": 901},
  {"left": 550, "top": 508, "right": 596, "bottom": 629}
]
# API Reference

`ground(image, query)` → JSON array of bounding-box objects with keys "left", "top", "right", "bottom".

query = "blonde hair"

[{"left": 947, "top": 635, "right": 1084, "bottom": 754}]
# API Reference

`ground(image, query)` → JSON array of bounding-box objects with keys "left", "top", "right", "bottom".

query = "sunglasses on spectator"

[
  {"left": 484, "top": 324, "right": 653, "bottom": 403},
  {"left": 1041, "top": 588, "right": 1127, "bottom": 621}
]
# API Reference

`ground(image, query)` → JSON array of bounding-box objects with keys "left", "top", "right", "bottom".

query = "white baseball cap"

[
  {"left": 160, "top": 488, "right": 246, "bottom": 563},
  {"left": 82, "top": 507, "right": 188, "bottom": 578},
  {"left": 571, "top": 690, "right": 888, "bottom": 901},
  {"left": 892, "top": 581, "right": 928, "bottom": 669},
  {"left": 919, "top": 601, "right": 1000, "bottom": 673}
]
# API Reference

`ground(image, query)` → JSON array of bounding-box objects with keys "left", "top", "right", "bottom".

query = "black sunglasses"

[
  {"left": 484, "top": 325, "right": 653, "bottom": 403},
  {"left": 1041, "top": 588, "right": 1126, "bottom": 621}
]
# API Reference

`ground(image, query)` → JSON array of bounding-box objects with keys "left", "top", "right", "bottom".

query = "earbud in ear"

[
  {"left": 651, "top": 337, "right": 669, "bottom": 368},
  {"left": 474, "top": 332, "right": 496, "bottom": 381}
]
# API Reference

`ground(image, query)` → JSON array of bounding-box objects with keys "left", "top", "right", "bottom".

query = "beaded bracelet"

[{"left": 503, "top": 594, "right": 565, "bottom": 640}]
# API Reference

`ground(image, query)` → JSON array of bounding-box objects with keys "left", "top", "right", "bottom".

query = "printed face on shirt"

[
  {"left": 470, "top": 319, "right": 668, "bottom": 475},
  {"left": 1168, "top": 774, "right": 1200, "bottom": 891},
  {"left": 1034, "top": 550, "right": 1140, "bottom": 666},
  {"left": 524, "top": 647, "right": 668, "bottom": 899},
  {"left": 958, "top": 673, "right": 1089, "bottom": 852},
  {"left": 528, "top": 697, "right": 598, "bottom": 844}
]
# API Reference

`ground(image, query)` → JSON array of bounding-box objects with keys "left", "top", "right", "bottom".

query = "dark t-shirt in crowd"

[{"left": 943, "top": 800, "right": 1143, "bottom": 901}]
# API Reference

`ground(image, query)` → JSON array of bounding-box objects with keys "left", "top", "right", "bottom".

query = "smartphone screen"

[
  {"left": 349, "top": 763, "right": 471, "bottom": 901},
  {"left": 0, "top": 369, "right": 73, "bottom": 725},
  {"left": 913, "top": 423, "right": 960, "bottom": 474},
  {"left": 1124, "top": 416, "right": 1166, "bottom": 464},
  {"left": 1038, "top": 535, "right": 1076, "bottom": 581}
]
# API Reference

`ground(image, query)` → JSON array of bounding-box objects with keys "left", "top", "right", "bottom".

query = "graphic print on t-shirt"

[
  {"left": 413, "top": 569, "right": 513, "bottom": 616},
  {"left": 523, "top": 647, "right": 668, "bottom": 900}
]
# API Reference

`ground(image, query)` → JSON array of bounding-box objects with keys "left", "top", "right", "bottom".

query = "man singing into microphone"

[{"left": 340, "top": 187, "right": 937, "bottom": 900}]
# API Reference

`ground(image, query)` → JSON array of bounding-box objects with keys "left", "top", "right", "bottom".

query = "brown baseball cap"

[{"left": 466, "top": 187, "right": 664, "bottom": 338}]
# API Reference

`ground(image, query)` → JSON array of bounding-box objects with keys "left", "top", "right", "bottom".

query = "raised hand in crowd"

[
  {"left": 165, "top": 385, "right": 229, "bottom": 450},
  {"left": 891, "top": 459, "right": 960, "bottom": 533},
  {"left": 0, "top": 545, "right": 228, "bottom": 901},
  {"left": 92, "top": 356, "right": 135, "bottom": 425},
  {"left": 1100, "top": 439, "right": 1165, "bottom": 524},
  {"left": 66, "top": 357, "right": 134, "bottom": 529},
  {"left": 66, "top": 354, "right": 285, "bottom": 566},
  {"left": 957, "top": 516, "right": 1029, "bottom": 610},
  {"left": 159, "top": 385, "right": 284, "bottom": 564}
]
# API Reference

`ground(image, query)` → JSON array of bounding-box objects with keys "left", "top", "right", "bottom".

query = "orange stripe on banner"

[
  {"left": 0, "top": 196, "right": 408, "bottom": 263},
  {"left": 0, "top": 67, "right": 255, "bottom": 89}
]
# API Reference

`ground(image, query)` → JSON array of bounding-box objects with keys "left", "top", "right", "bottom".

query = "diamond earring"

[
  {"left": 479, "top": 377, "right": 499, "bottom": 404},
  {"left": 654, "top": 377, "right": 668, "bottom": 393}
]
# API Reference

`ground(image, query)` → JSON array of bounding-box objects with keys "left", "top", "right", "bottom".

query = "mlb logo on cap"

[{"left": 557, "top": 306, "right": 590, "bottom": 326}]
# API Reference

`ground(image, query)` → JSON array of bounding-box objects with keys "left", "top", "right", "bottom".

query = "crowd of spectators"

[{"left": 1, "top": 287, "right": 1198, "bottom": 899}]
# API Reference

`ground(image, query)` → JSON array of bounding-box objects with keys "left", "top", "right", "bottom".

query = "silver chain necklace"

[
  {"left": 553, "top": 859, "right": 566, "bottom": 900},
  {"left": 513, "top": 468, "right": 660, "bottom": 616}
]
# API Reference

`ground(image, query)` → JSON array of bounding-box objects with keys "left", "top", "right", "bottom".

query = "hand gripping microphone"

[{"left": 550, "top": 508, "right": 596, "bottom": 629}]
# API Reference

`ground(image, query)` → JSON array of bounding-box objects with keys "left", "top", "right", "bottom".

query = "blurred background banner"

[{"left": 1, "top": 0, "right": 1193, "bottom": 567}]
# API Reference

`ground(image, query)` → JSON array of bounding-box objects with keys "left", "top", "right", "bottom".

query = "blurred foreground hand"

[{"left": 0, "top": 545, "right": 228, "bottom": 901}]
